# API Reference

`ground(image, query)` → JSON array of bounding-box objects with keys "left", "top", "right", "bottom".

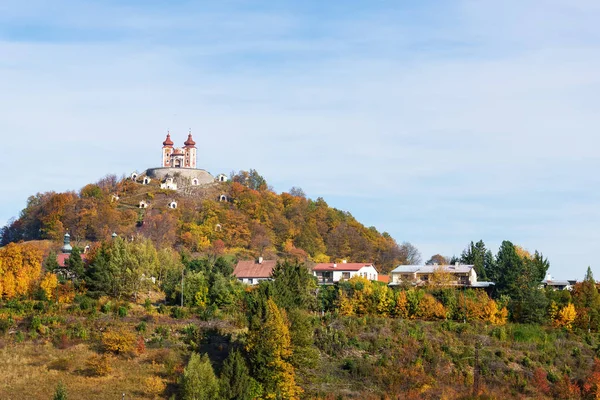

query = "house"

[
  {"left": 233, "top": 257, "right": 277, "bottom": 285},
  {"left": 389, "top": 263, "right": 492, "bottom": 288},
  {"left": 541, "top": 273, "right": 576, "bottom": 291},
  {"left": 312, "top": 261, "right": 378, "bottom": 284}
]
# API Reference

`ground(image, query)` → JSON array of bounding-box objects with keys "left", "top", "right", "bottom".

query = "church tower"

[
  {"left": 162, "top": 132, "right": 174, "bottom": 167},
  {"left": 183, "top": 131, "right": 197, "bottom": 168}
]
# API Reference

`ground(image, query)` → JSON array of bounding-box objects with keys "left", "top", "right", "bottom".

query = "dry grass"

[{"left": 0, "top": 341, "right": 174, "bottom": 399}]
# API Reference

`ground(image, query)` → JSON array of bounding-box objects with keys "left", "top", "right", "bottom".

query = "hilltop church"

[{"left": 161, "top": 132, "right": 197, "bottom": 169}]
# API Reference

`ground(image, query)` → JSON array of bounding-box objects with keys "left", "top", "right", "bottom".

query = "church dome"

[
  {"left": 163, "top": 133, "right": 174, "bottom": 147},
  {"left": 184, "top": 133, "right": 196, "bottom": 147}
]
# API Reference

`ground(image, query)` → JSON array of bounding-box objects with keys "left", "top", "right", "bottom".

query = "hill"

[{"left": 0, "top": 170, "right": 417, "bottom": 273}]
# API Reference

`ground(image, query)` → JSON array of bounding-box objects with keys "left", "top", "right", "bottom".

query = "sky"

[{"left": 1, "top": 0, "right": 599, "bottom": 279}]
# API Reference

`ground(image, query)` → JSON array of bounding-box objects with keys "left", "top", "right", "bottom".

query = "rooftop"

[
  {"left": 233, "top": 259, "right": 277, "bottom": 278},
  {"left": 313, "top": 262, "right": 376, "bottom": 272}
]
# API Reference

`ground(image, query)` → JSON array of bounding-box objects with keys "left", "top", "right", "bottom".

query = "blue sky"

[{"left": 1, "top": 1, "right": 599, "bottom": 279}]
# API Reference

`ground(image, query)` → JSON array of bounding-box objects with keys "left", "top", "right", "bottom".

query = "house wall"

[
  {"left": 314, "top": 265, "right": 378, "bottom": 283},
  {"left": 238, "top": 277, "right": 270, "bottom": 285}
]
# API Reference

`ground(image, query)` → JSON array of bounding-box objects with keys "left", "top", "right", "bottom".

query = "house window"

[{"left": 342, "top": 272, "right": 350, "bottom": 280}]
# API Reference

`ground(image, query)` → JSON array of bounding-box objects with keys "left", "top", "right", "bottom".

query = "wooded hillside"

[{"left": 0, "top": 171, "right": 418, "bottom": 273}]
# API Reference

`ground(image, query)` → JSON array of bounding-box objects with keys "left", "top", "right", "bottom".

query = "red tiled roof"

[
  {"left": 163, "top": 133, "right": 174, "bottom": 147},
  {"left": 184, "top": 133, "right": 196, "bottom": 147},
  {"left": 312, "top": 262, "right": 376, "bottom": 272},
  {"left": 57, "top": 253, "right": 87, "bottom": 268},
  {"left": 233, "top": 259, "right": 277, "bottom": 278}
]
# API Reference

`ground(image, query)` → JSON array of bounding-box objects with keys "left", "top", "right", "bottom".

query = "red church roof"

[
  {"left": 57, "top": 253, "right": 87, "bottom": 268},
  {"left": 184, "top": 133, "right": 196, "bottom": 147},
  {"left": 163, "top": 133, "right": 174, "bottom": 147}
]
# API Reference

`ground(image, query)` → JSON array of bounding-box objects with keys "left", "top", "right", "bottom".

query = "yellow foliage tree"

[
  {"left": 416, "top": 293, "right": 446, "bottom": 320},
  {"left": 0, "top": 242, "right": 43, "bottom": 299},
  {"left": 555, "top": 303, "right": 577, "bottom": 331},
  {"left": 430, "top": 267, "right": 454, "bottom": 287},
  {"left": 393, "top": 290, "right": 409, "bottom": 318},
  {"left": 337, "top": 289, "right": 354, "bottom": 316},
  {"left": 373, "top": 284, "right": 392, "bottom": 316},
  {"left": 40, "top": 273, "right": 58, "bottom": 301}
]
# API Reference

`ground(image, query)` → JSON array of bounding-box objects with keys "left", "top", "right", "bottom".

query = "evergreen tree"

[
  {"left": 494, "top": 241, "right": 549, "bottom": 323},
  {"left": 246, "top": 299, "right": 302, "bottom": 400},
  {"left": 493, "top": 241, "right": 523, "bottom": 295},
  {"left": 460, "top": 240, "right": 494, "bottom": 281},
  {"left": 271, "top": 261, "right": 317, "bottom": 311},
  {"left": 219, "top": 350, "right": 255, "bottom": 400},
  {"left": 181, "top": 353, "right": 219, "bottom": 400},
  {"left": 65, "top": 247, "right": 84, "bottom": 282},
  {"left": 52, "top": 381, "right": 67, "bottom": 400},
  {"left": 44, "top": 251, "right": 59, "bottom": 273}
]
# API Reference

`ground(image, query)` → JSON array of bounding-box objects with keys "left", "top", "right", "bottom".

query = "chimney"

[
  {"left": 333, "top": 263, "right": 337, "bottom": 268},
  {"left": 342, "top": 259, "right": 347, "bottom": 263},
  {"left": 258, "top": 256, "right": 263, "bottom": 264}
]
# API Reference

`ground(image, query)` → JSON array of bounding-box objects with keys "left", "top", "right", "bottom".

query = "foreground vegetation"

[{"left": 0, "top": 295, "right": 599, "bottom": 399}]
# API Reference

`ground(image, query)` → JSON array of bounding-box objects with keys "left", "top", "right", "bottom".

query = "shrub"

[
  {"left": 136, "top": 321, "right": 147, "bottom": 333},
  {"left": 86, "top": 354, "right": 112, "bottom": 376},
  {"left": 117, "top": 306, "right": 128, "bottom": 318},
  {"left": 53, "top": 381, "right": 68, "bottom": 400},
  {"left": 102, "top": 328, "right": 137, "bottom": 355},
  {"left": 136, "top": 336, "right": 146, "bottom": 355},
  {"left": 48, "top": 357, "right": 73, "bottom": 372},
  {"left": 144, "top": 376, "right": 167, "bottom": 398},
  {"left": 101, "top": 301, "right": 113, "bottom": 314},
  {"left": 0, "top": 317, "right": 13, "bottom": 333},
  {"left": 171, "top": 306, "right": 186, "bottom": 319}
]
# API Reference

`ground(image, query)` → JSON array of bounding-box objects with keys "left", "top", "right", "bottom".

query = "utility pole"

[{"left": 181, "top": 268, "right": 184, "bottom": 307}]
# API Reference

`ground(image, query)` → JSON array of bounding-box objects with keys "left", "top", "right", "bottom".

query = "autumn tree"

[
  {"left": 426, "top": 254, "right": 448, "bottom": 265},
  {"left": 0, "top": 242, "right": 43, "bottom": 299},
  {"left": 572, "top": 267, "right": 600, "bottom": 331},
  {"left": 246, "top": 299, "right": 302, "bottom": 400}
]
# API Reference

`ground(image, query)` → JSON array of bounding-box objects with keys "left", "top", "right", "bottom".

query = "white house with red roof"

[
  {"left": 233, "top": 257, "right": 277, "bottom": 285},
  {"left": 312, "top": 261, "right": 378, "bottom": 284}
]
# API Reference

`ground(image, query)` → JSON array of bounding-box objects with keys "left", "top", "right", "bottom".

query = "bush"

[
  {"left": 136, "top": 321, "right": 147, "bottom": 333},
  {"left": 48, "top": 357, "right": 73, "bottom": 372},
  {"left": 53, "top": 381, "right": 68, "bottom": 400},
  {"left": 101, "top": 301, "right": 113, "bottom": 314},
  {"left": 144, "top": 376, "right": 167, "bottom": 397},
  {"left": 86, "top": 354, "right": 112, "bottom": 376},
  {"left": 117, "top": 306, "right": 128, "bottom": 318},
  {"left": 102, "top": 328, "right": 137, "bottom": 355},
  {"left": 171, "top": 306, "right": 186, "bottom": 319},
  {"left": 0, "top": 316, "right": 13, "bottom": 333}
]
